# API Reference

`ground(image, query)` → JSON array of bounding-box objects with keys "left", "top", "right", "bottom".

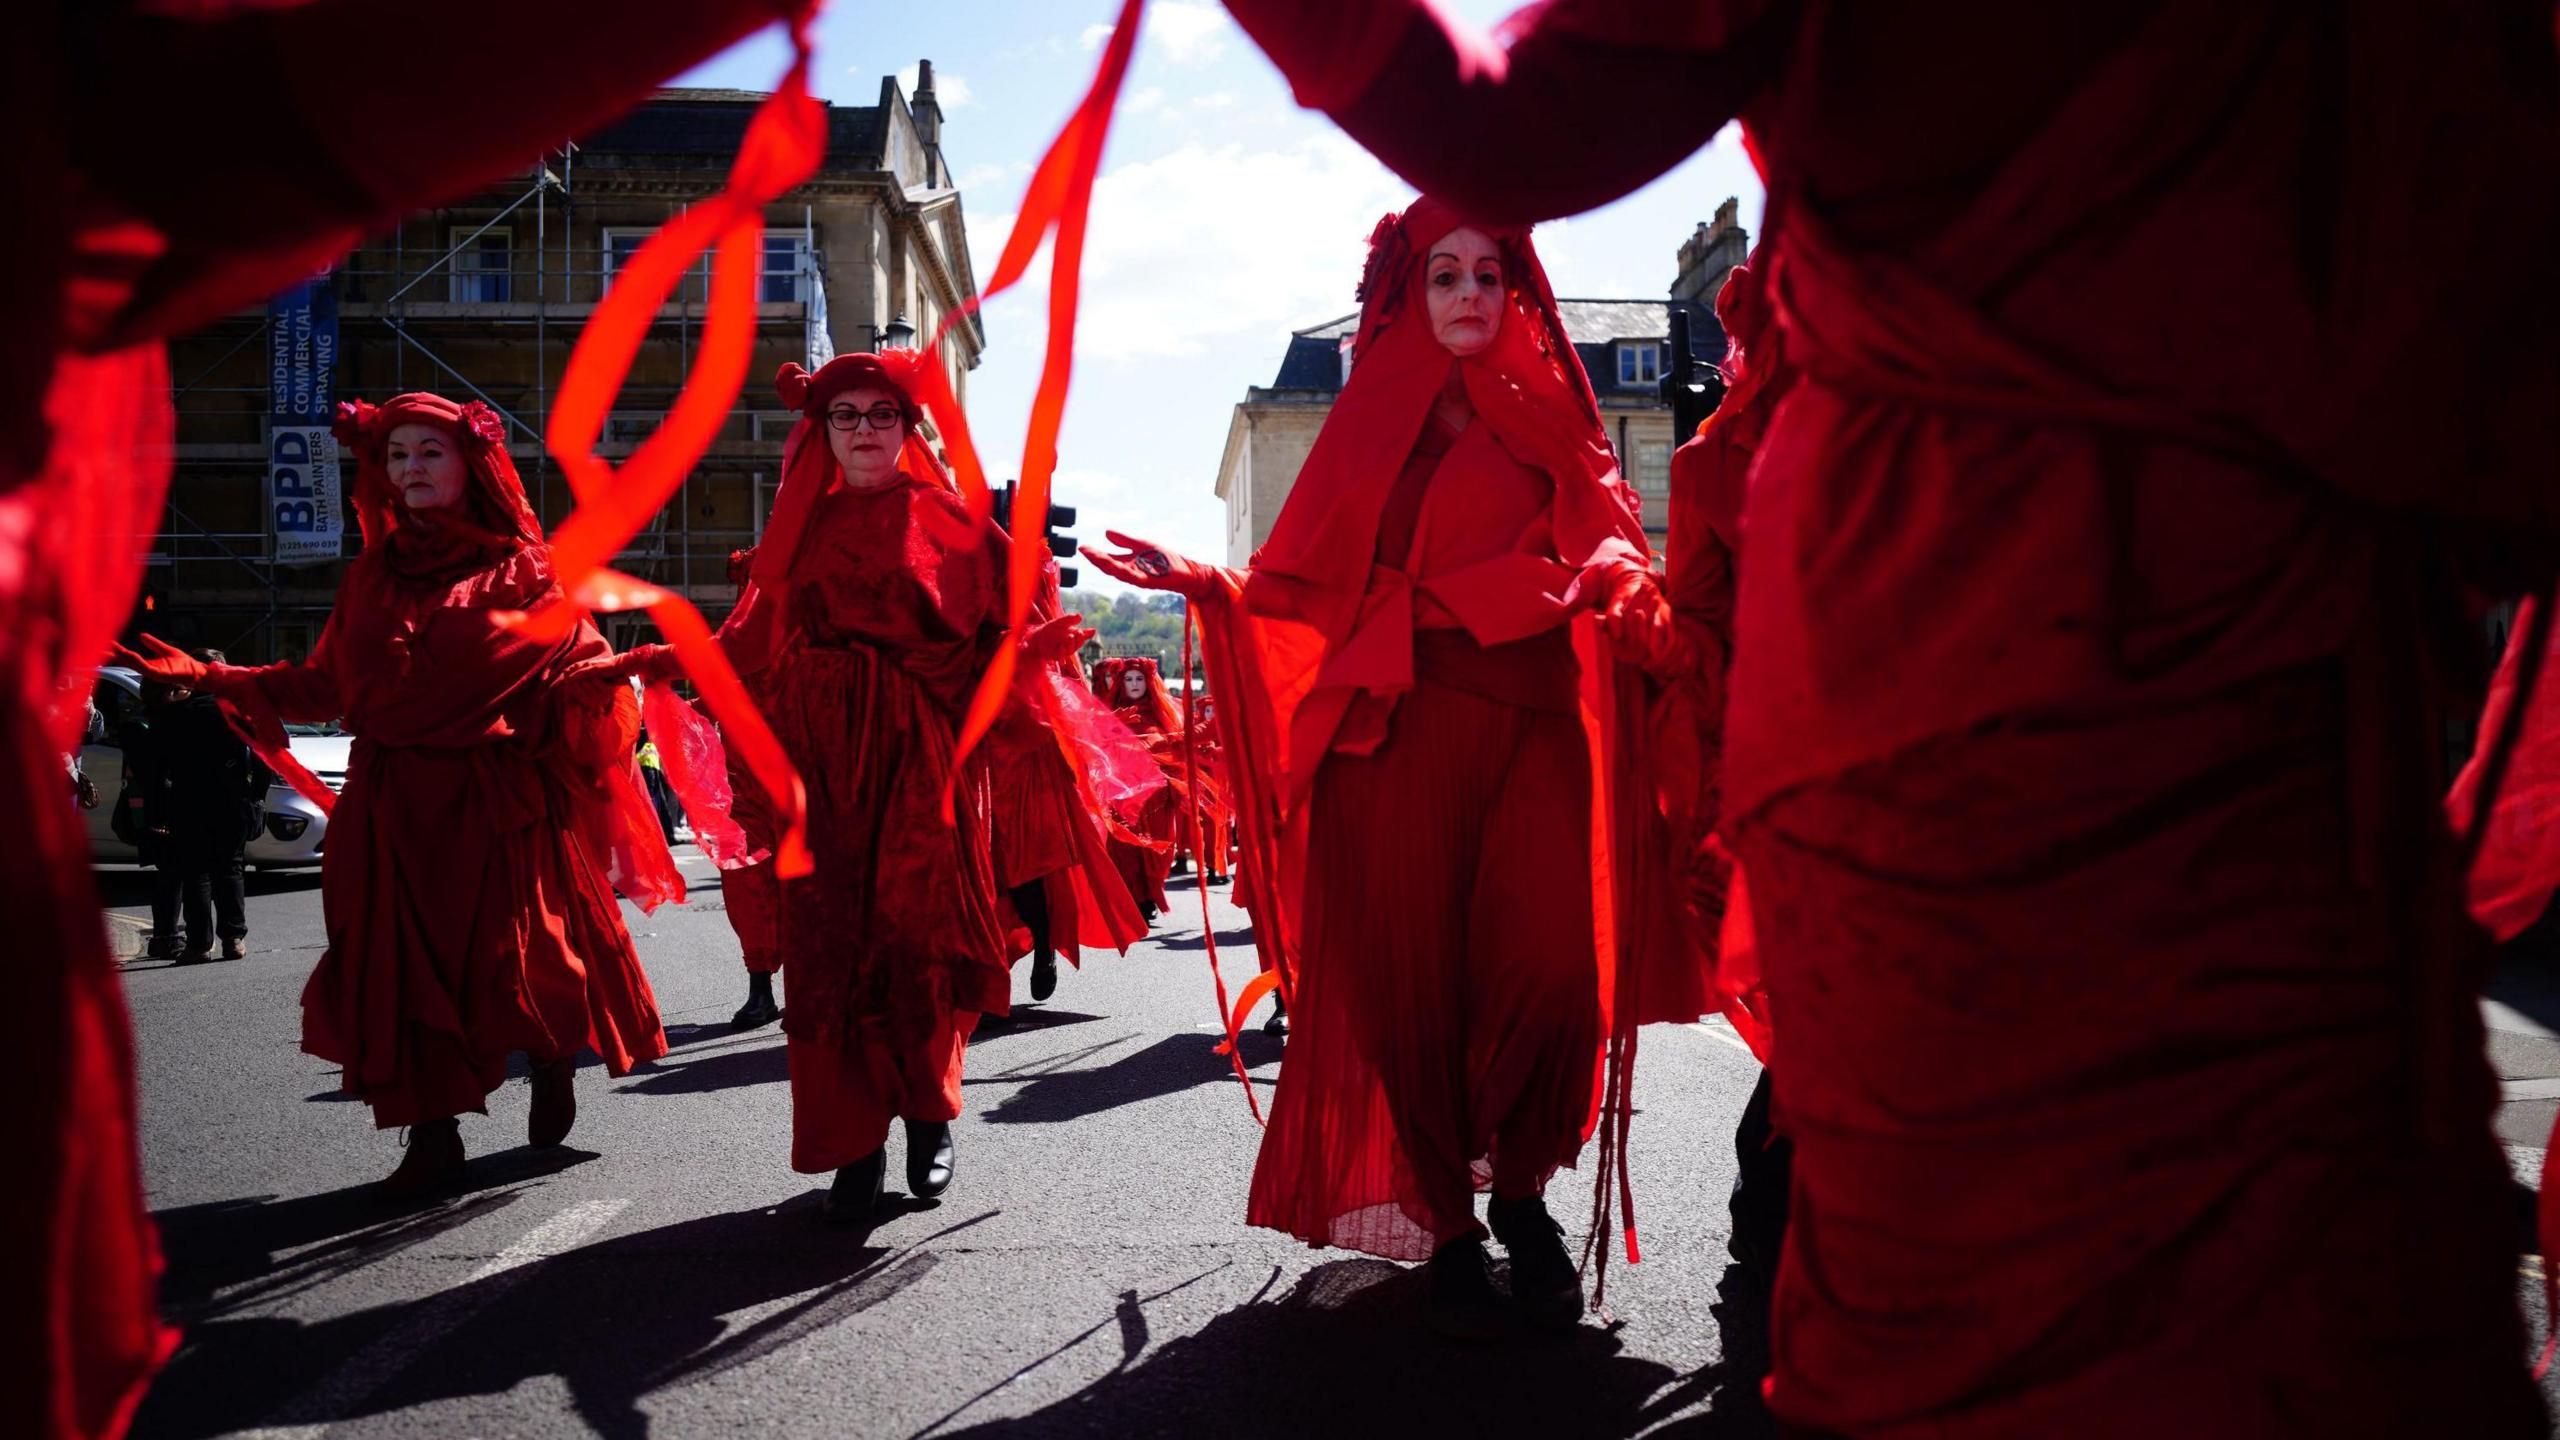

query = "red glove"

[
  {"left": 1025, "top": 613, "right": 1097, "bottom": 664},
  {"left": 1598, "top": 567, "right": 1686, "bottom": 675},
  {"left": 112, "top": 635, "right": 211, "bottom": 692},
  {"left": 1082, "top": 530, "right": 1219, "bottom": 601}
]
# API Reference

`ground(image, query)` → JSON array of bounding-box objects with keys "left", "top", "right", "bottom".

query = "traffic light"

[
  {"left": 996, "top": 482, "right": 1079, "bottom": 589},
  {"left": 1046, "top": 502, "right": 1078, "bottom": 590}
]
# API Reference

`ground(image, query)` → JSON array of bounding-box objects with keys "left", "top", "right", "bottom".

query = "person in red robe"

[
  {"left": 18, "top": 6, "right": 808, "bottom": 1430},
  {"left": 1090, "top": 197, "right": 1678, "bottom": 1339},
  {"left": 707, "top": 545, "right": 786, "bottom": 1031},
  {"left": 121, "top": 394, "right": 678, "bottom": 1195},
  {"left": 1091, "top": 656, "right": 1183, "bottom": 923},
  {"left": 1217, "top": 1, "right": 2559, "bottom": 1430},
  {"left": 987, "top": 566, "right": 1149, "bottom": 1005},
  {"left": 610, "top": 352, "right": 1082, "bottom": 1220}
]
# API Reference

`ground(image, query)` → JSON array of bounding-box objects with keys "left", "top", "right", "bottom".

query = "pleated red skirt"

[{"left": 1246, "top": 680, "right": 1599, "bottom": 1260}]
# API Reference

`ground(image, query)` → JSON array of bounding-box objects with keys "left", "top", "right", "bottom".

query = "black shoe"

[
  {"left": 732, "top": 973, "right": 780, "bottom": 1030},
  {"left": 1426, "top": 1235, "right": 1507, "bottom": 1342},
  {"left": 378, "top": 1118, "right": 466, "bottom": 1201},
  {"left": 1029, "top": 951, "right": 1058, "bottom": 1004},
  {"left": 1139, "top": 900, "right": 1159, "bottom": 925},
  {"left": 1171, "top": 856, "right": 1190, "bottom": 876},
  {"left": 1489, "top": 1195, "right": 1585, "bottom": 1333},
  {"left": 1262, "top": 1001, "right": 1289, "bottom": 1038},
  {"left": 905, "top": 1120, "right": 955, "bottom": 1199},
  {"left": 824, "top": 1150, "right": 886, "bottom": 1224},
  {"left": 176, "top": 945, "right": 217, "bottom": 966},
  {"left": 1206, "top": 873, "right": 1230, "bottom": 887},
  {"left": 527, "top": 1056, "right": 578, "bottom": 1148}
]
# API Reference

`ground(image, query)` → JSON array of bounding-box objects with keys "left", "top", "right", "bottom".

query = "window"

[
  {"left": 1633, "top": 440, "right": 1672, "bottom": 496},
  {"left": 602, "top": 226, "right": 710, "bottom": 298},
  {"left": 447, "top": 227, "right": 512, "bottom": 303},
  {"left": 763, "top": 234, "right": 814, "bottom": 304},
  {"left": 1617, "top": 341, "right": 1662, "bottom": 387}
]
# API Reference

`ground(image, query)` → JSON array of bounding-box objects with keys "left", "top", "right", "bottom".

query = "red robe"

[
  {"left": 715, "top": 472, "right": 1013, "bottom": 1172},
  {"left": 219, "top": 537, "right": 669, "bottom": 1125},
  {"left": 1191, "top": 198, "right": 1670, "bottom": 1261},
  {"left": 1222, "top": 0, "right": 2559, "bottom": 1431},
  {"left": 1095, "top": 658, "right": 1185, "bottom": 913},
  {"left": 14, "top": 5, "right": 780, "bottom": 1431}
]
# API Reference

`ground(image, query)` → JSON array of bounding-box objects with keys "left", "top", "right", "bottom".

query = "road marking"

[
  {"left": 2502, "top": 1078, "right": 2560, "bottom": 1104},
  {"left": 235, "top": 1198, "right": 629, "bottom": 1440},
  {"left": 1689, "top": 1017, "right": 1756, "bottom": 1056},
  {"left": 103, "top": 912, "right": 152, "bottom": 932}
]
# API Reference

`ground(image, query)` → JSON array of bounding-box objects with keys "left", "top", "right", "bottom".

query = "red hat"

[
  {"left": 331, "top": 392, "right": 543, "bottom": 550},
  {"left": 775, "top": 353, "right": 923, "bottom": 427}
]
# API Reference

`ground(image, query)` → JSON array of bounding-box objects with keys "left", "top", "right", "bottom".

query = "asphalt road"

[{"left": 106, "top": 852, "right": 1777, "bottom": 1440}]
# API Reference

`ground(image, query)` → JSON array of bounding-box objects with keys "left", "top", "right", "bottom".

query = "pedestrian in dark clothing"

[
  {"left": 637, "top": 730, "right": 683, "bottom": 847},
  {"left": 115, "top": 663, "right": 271, "bottom": 963}
]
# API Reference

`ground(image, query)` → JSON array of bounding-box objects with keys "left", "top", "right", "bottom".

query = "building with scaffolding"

[{"left": 150, "top": 63, "right": 982, "bottom": 662}]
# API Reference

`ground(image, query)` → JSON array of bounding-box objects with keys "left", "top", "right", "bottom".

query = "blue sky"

[{"left": 680, "top": 1, "right": 1766, "bottom": 591}]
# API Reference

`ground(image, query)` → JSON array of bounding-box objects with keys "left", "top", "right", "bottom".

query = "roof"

[
  {"left": 1267, "top": 299, "right": 1724, "bottom": 394},
  {"left": 578, "top": 96, "right": 887, "bottom": 170}
]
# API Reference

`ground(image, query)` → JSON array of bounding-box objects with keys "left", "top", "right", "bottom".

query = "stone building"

[
  {"left": 1213, "top": 199, "right": 1753, "bottom": 567},
  {"left": 148, "top": 65, "right": 982, "bottom": 661}
]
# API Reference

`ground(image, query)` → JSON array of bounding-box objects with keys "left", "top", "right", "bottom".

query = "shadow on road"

[
  {"left": 969, "top": 1030, "right": 1279, "bottom": 1126},
  {"left": 925, "top": 1254, "right": 1772, "bottom": 1439},
  {"left": 614, "top": 1039, "right": 790, "bottom": 1096},
  {"left": 971, "top": 1006, "right": 1109, "bottom": 1039},
  {"left": 1153, "top": 926, "right": 1257, "bottom": 953},
  {"left": 131, "top": 1199, "right": 989, "bottom": 1440}
]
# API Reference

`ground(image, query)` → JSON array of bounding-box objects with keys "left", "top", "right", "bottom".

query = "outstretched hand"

[
  {"left": 112, "top": 634, "right": 210, "bottom": 692},
  {"left": 1082, "top": 530, "right": 1216, "bottom": 600},
  {"left": 1024, "top": 613, "right": 1097, "bottom": 663}
]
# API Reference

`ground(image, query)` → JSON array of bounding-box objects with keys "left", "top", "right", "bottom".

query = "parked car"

[{"left": 86, "top": 666, "right": 348, "bottom": 869}]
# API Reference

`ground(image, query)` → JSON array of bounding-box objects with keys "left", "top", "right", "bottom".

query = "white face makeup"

[
  {"left": 825, "top": 385, "right": 908, "bottom": 488},
  {"left": 1120, "top": 668, "right": 1147, "bottom": 701},
  {"left": 384, "top": 423, "right": 468, "bottom": 513},
  {"left": 1424, "top": 226, "right": 1505, "bottom": 358}
]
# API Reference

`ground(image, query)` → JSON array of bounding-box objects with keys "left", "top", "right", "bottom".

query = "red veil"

[
  {"left": 1092, "top": 655, "right": 1180, "bottom": 733},
  {"left": 1193, "top": 197, "right": 1689, "bottom": 1272}
]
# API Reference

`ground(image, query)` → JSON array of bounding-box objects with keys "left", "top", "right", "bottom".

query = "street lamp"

[{"left": 874, "top": 314, "right": 917, "bottom": 351}]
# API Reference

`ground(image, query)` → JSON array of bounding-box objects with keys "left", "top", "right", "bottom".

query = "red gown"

[
  {"left": 1192, "top": 198, "right": 1667, "bottom": 1261},
  {"left": 1094, "top": 658, "right": 1183, "bottom": 914},
  {"left": 223, "top": 542, "right": 669, "bottom": 1125},
  {"left": 15, "top": 6, "right": 801, "bottom": 1431},
  {"left": 713, "top": 471, "right": 1012, "bottom": 1173},
  {"left": 1222, "top": 0, "right": 2559, "bottom": 1432}
]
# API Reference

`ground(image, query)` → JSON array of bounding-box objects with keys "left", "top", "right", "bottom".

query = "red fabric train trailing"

[{"left": 504, "top": 18, "right": 826, "bottom": 881}]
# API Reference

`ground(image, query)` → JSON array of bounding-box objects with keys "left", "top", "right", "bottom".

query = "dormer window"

[{"left": 1617, "top": 341, "right": 1662, "bottom": 387}]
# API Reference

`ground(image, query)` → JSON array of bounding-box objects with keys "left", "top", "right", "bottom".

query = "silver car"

[{"left": 85, "top": 666, "right": 346, "bottom": 869}]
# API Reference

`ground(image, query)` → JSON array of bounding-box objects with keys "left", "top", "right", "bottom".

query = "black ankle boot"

[
  {"left": 824, "top": 1149, "right": 885, "bottom": 1224},
  {"left": 1029, "top": 950, "right": 1058, "bottom": 1004},
  {"left": 905, "top": 1120, "right": 955, "bottom": 1199},
  {"left": 1489, "top": 1194, "right": 1584, "bottom": 1332},
  {"left": 1425, "top": 1234, "right": 1506, "bottom": 1341},
  {"left": 1262, "top": 998, "right": 1289, "bottom": 1037},
  {"left": 732, "top": 971, "right": 780, "bottom": 1030},
  {"left": 379, "top": 1117, "right": 466, "bottom": 1201}
]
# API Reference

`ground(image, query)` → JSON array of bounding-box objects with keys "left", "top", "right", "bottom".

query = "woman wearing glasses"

[{"left": 613, "top": 352, "right": 1079, "bottom": 1218}]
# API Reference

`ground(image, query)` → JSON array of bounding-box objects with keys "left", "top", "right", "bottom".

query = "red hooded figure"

[
  {"left": 1090, "top": 655, "right": 1186, "bottom": 918},
  {"left": 1218, "top": 0, "right": 2560, "bottom": 1430},
  {"left": 122, "top": 393, "right": 677, "bottom": 1194},
  {"left": 1088, "top": 197, "right": 1677, "bottom": 1337},
  {"left": 982, "top": 563, "right": 1151, "bottom": 1004},
  {"left": 615, "top": 352, "right": 1025, "bottom": 1215}
]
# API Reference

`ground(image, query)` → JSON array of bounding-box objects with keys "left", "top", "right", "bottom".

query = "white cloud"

[
  {"left": 1148, "top": 2, "right": 1233, "bottom": 65},
  {"left": 970, "top": 132, "right": 1411, "bottom": 364},
  {"left": 1083, "top": 2, "right": 1230, "bottom": 66},
  {"left": 896, "top": 63, "right": 972, "bottom": 108},
  {"left": 1125, "top": 86, "right": 1168, "bottom": 115}
]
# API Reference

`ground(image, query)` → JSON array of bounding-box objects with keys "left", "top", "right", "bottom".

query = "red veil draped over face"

[{"left": 1192, "top": 196, "right": 1691, "bottom": 1272}]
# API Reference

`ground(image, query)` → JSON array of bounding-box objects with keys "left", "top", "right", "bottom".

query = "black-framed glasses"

[{"left": 826, "top": 404, "right": 904, "bottom": 432}]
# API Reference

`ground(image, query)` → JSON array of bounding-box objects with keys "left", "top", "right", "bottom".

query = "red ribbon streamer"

[
  {"left": 917, "top": 0, "right": 1147, "bottom": 816},
  {"left": 501, "top": 16, "right": 823, "bottom": 880}
]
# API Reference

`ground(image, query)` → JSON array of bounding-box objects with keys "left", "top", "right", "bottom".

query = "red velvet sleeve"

[
  {"left": 213, "top": 611, "right": 345, "bottom": 725},
  {"left": 68, "top": 0, "right": 790, "bottom": 346},
  {"left": 1222, "top": 0, "right": 1784, "bottom": 224}
]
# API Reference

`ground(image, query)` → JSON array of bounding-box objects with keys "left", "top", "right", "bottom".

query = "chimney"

[
  {"left": 913, "top": 58, "right": 943, "bottom": 150},
  {"left": 1673, "top": 196, "right": 1751, "bottom": 304}
]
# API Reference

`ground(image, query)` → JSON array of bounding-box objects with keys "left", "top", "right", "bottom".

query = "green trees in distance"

[{"left": 1060, "top": 588, "right": 1189, "bottom": 672}]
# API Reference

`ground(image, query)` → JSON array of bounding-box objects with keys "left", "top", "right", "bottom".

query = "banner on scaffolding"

[{"left": 269, "top": 277, "right": 343, "bottom": 566}]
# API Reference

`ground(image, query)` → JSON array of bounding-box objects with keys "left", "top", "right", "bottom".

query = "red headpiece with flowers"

[{"left": 332, "top": 392, "right": 544, "bottom": 551}]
